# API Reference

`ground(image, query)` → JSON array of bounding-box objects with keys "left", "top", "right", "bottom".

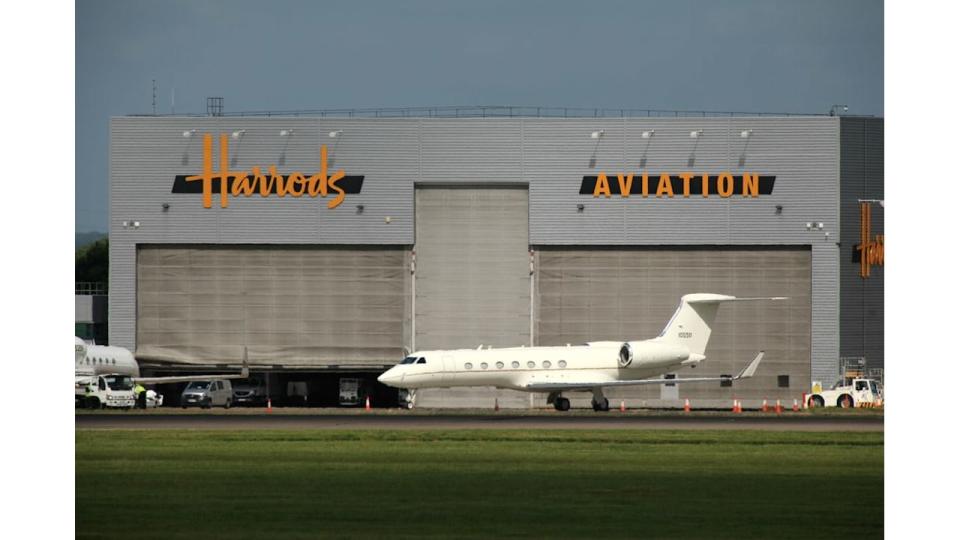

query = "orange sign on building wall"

[{"left": 855, "top": 201, "right": 884, "bottom": 278}]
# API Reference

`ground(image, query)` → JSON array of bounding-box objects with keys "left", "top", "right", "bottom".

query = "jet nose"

[{"left": 378, "top": 367, "right": 402, "bottom": 387}]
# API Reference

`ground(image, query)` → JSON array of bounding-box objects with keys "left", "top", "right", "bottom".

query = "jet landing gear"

[
  {"left": 590, "top": 389, "right": 610, "bottom": 412},
  {"left": 548, "top": 392, "right": 571, "bottom": 412},
  {"left": 400, "top": 389, "right": 417, "bottom": 410},
  {"left": 591, "top": 397, "right": 610, "bottom": 412}
]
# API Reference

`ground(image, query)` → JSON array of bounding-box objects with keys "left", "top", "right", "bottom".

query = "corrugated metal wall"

[
  {"left": 535, "top": 248, "right": 811, "bottom": 401},
  {"left": 414, "top": 187, "right": 532, "bottom": 407},
  {"left": 136, "top": 245, "right": 407, "bottom": 366},
  {"left": 840, "top": 118, "right": 884, "bottom": 370},
  {"left": 110, "top": 116, "right": 847, "bottom": 382}
]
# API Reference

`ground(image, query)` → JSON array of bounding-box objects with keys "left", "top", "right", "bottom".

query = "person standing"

[{"left": 134, "top": 383, "right": 147, "bottom": 409}]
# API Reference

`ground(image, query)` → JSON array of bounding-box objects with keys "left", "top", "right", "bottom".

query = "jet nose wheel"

[{"left": 553, "top": 397, "right": 571, "bottom": 412}]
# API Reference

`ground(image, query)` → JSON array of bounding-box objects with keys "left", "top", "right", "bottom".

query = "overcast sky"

[{"left": 76, "top": 0, "right": 883, "bottom": 233}]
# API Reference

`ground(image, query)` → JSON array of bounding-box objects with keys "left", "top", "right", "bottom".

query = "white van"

[{"left": 181, "top": 379, "right": 234, "bottom": 409}]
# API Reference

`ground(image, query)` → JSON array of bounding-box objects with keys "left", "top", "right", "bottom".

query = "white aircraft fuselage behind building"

[{"left": 378, "top": 293, "right": 783, "bottom": 411}]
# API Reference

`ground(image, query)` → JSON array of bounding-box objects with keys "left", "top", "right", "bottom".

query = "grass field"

[{"left": 76, "top": 430, "right": 882, "bottom": 539}]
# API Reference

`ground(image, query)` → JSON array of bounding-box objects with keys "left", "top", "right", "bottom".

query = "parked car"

[
  {"left": 233, "top": 378, "right": 268, "bottom": 406},
  {"left": 181, "top": 380, "right": 233, "bottom": 409}
]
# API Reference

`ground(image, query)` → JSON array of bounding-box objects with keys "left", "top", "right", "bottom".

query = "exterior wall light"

[
  {"left": 740, "top": 129, "right": 753, "bottom": 139},
  {"left": 280, "top": 129, "right": 295, "bottom": 137},
  {"left": 356, "top": 204, "right": 365, "bottom": 214},
  {"left": 182, "top": 129, "right": 196, "bottom": 138},
  {"left": 577, "top": 204, "right": 585, "bottom": 213},
  {"left": 162, "top": 203, "right": 170, "bottom": 211},
  {"left": 329, "top": 130, "right": 343, "bottom": 138},
  {"left": 641, "top": 130, "right": 655, "bottom": 139},
  {"left": 590, "top": 130, "right": 604, "bottom": 139},
  {"left": 775, "top": 205, "right": 783, "bottom": 214},
  {"left": 231, "top": 130, "right": 246, "bottom": 140},
  {"left": 690, "top": 130, "right": 703, "bottom": 139}
]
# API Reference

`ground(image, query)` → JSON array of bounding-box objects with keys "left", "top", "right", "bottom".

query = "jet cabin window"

[{"left": 416, "top": 358, "right": 426, "bottom": 364}]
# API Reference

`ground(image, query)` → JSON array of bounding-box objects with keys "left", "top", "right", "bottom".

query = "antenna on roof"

[
  {"left": 151, "top": 79, "right": 157, "bottom": 115},
  {"left": 171, "top": 87, "right": 175, "bottom": 115}
]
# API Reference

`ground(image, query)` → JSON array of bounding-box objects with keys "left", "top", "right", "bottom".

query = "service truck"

[
  {"left": 338, "top": 378, "right": 368, "bottom": 406},
  {"left": 76, "top": 374, "right": 136, "bottom": 409},
  {"left": 806, "top": 378, "right": 883, "bottom": 408}
]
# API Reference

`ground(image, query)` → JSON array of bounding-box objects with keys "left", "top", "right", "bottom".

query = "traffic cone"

[
  {"left": 762, "top": 398, "right": 768, "bottom": 413},
  {"left": 683, "top": 398, "right": 691, "bottom": 413},
  {"left": 620, "top": 400, "right": 626, "bottom": 412},
  {"left": 266, "top": 398, "right": 272, "bottom": 414},
  {"left": 365, "top": 395, "right": 371, "bottom": 411},
  {"left": 776, "top": 399, "right": 783, "bottom": 415},
  {"left": 732, "top": 399, "right": 738, "bottom": 413},
  {"left": 494, "top": 398, "right": 499, "bottom": 412},
  {"left": 792, "top": 399, "right": 799, "bottom": 412}
]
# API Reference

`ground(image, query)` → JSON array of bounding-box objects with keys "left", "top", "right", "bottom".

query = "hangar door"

[
  {"left": 536, "top": 248, "right": 811, "bottom": 400},
  {"left": 415, "top": 186, "right": 530, "bottom": 351},
  {"left": 136, "top": 246, "right": 408, "bottom": 367}
]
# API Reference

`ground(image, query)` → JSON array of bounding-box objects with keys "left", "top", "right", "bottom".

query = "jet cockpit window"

[
  {"left": 400, "top": 357, "right": 417, "bottom": 365},
  {"left": 416, "top": 358, "right": 426, "bottom": 364}
]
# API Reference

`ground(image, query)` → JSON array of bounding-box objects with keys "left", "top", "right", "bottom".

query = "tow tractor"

[
  {"left": 806, "top": 378, "right": 883, "bottom": 408},
  {"left": 75, "top": 374, "right": 136, "bottom": 409}
]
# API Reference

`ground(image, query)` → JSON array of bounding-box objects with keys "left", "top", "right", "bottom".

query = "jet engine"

[{"left": 618, "top": 341, "right": 690, "bottom": 369}]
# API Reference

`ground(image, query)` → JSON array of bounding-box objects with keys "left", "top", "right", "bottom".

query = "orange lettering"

[
  {"left": 594, "top": 173, "right": 611, "bottom": 198},
  {"left": 717, "top": 173, "right": 734, "bottom": 197},
  {"left": 701, "top": 174, "right": 709, "bottom": 197},
  {"left": 742, "top": 173, "right": 759, "bottom": 197},
  {"left": 251, "top": 167, "right": 271, "bottom": 197},
  {"left": 679, "top": 172, "right": 693, "bottom": 197},
  {"left": 617, "top": 173, "right": 633, "bottom": 198},
  {"left": 217, "top": 134, "right": 231, "bottom": 208},
  {"left": 231, "top": 174, "right": 255, "bottom": 197},
  {"left": 185, "top": 134, "right": 216, "bottom": 208},
  {"left": 327, "top": 173, "right": 346, "bottom": 209},
  {"left": 656, "top": 173, "right": 673, "bottom": 197},
  {"left": 287, "top": 173, "right": 307, "bottom": 197},
  {"left": 641, "top": 172, "right": 649, "bottom": 198}
]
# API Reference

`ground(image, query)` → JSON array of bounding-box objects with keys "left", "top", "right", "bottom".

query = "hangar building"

[{"left": 107, "top": 107, "right": 883, "bottom": 408}]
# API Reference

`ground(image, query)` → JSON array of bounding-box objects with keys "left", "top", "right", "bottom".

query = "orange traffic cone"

[
  {"left": 620, "top": 400, "right": 626, "bottom": 412},
  {"left": 266, "top": 398, "right": 273, "bottom": 413},
  {"left": 761, "top": 398, "right": 768, "bottom": 413},
  {"left": 683, "top": 398, "right": 691, "bottom": 413},
  {"left": 776, "top": 399, "right": 783, "bottom": 415},
  {"left": 732, "top": 399, "right": 738, "bottom": 413},
  {"left": 365, "top": 396, "right": 371, "bottom": 411},
  {"left": 494, "top": 398, "right": 500, "bottom": 412},
  {"left": 792, "top": 399, "right": 799, "bottom": 412}
]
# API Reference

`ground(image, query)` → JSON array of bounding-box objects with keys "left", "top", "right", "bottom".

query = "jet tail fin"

[{"left": 657, "top": 294, "right": 787, "bottom": 356}]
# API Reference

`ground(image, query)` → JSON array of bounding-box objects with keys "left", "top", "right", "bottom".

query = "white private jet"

[
  {"left": 75, "top": 337, "right": 249, "bottom": 384},
  {"left": 378, "top": 293, "right": 785, "bottom": 411}
]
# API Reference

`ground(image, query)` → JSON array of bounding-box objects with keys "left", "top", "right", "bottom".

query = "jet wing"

[
  {"left": 133, "top": 349, "right": 250, "bottom": 385},
  {"left": 525, "top": 352, "right": 764, "bottom": 392}
]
